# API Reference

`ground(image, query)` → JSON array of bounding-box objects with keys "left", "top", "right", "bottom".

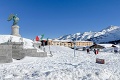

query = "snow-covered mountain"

[{"left": 57, "top": 25, "right": 120, "bottom": 43}]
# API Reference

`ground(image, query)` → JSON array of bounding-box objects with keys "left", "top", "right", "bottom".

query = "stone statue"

[
  {"left": 7, "top": 14, "right": 21, "bottom": 37},
  {"left": 7, "top": 14, "right": 19, "bottom": 25}
]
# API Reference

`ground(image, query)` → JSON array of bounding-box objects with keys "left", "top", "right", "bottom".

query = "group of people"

[
  {"left": 93, "top": 49, "right": 99, "bottom": 55},
  {"left": 86, "top": 48, "right": 99, "bottom": 55}
]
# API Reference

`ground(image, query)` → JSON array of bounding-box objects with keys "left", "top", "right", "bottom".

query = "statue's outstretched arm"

[{"left": 7, "top": 14, "right": 14, "bottom": 21}]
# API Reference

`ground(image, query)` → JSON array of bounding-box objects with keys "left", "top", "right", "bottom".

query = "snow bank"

[
  {"left": 0, "top": 35, "right": 34, "bottom": 48},
  {"left": 0, "top": 35, "right": 44, "bottom": 52}
]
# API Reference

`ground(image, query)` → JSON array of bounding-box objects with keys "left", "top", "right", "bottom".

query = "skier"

[{"left": 94, "top": 49, "right": 96, "bottom": 55}]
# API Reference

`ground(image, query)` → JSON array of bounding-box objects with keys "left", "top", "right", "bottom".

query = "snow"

[
  {"left": 98, "top": 44, "right": 113, "bottom": 48},
  {"left": 0, "top": 35, "right": 33, "bottom": 49},
  {"left": 0, "top": 35, "right": 44, "bottom": 52},
  {"left": 0, "top": 44, "right": 120, "bottom": 79},
  {"left": 0, "top": 35, "right": 120, "bottom": 80}
]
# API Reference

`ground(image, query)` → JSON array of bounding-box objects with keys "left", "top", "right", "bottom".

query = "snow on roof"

[
  {"left": 53, "top": 39, "right": 72, "bottom": 42},
  {"left": 99, "top": 43, "right": 115, "bottom": 48},
  {"left": 53, "top": 39, "right": 93, "bottom": 42},
  {"left": 75, "top": 40, "right": 93, "bottom": 42}
]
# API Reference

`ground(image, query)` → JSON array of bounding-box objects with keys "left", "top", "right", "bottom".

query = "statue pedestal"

[{"left": 11, "top": 25, "right": 21, "bottom": 37}]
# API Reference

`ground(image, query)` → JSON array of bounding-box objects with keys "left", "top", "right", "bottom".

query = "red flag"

[{"left": 36, "top": 36, "right": 39, "bottom": 41}]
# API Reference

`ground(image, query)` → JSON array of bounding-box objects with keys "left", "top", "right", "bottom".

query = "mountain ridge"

[{"left": 56, "top": 25, "right": 120, "bottom": 43}]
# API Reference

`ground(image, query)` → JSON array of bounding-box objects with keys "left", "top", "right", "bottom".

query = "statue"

[
  {"left": 7, "top": 14, "right": 21, "bottom": 37},
  {"left": 7, "top": 14, "right": 19, "bottom": 25}
]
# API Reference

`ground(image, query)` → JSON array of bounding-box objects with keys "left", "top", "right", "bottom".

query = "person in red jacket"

[{"left": 96, "top": 49, "right": 98, "bottom": 54}]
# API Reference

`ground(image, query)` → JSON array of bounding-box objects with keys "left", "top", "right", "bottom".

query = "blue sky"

[{"left": 0, "top": 0, "right": 120, "bottom": 39}]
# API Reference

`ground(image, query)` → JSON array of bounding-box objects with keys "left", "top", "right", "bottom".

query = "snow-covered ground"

[
  {"left": 0, "top": 35, "right": 120, "bottom": 80},
  {"left": 0, "top": 45, "right": 120, "bottom": 80}
]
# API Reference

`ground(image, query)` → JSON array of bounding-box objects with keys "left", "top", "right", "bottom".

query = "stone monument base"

[{"left": 11, "top": 25, "right": 21, "bottom": 37}]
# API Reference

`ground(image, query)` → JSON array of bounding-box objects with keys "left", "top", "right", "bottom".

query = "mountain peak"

[
  {"left": 75, "top": 33, "right": 81, "bottom": 35},
  {"left": 104, "top": 25, "right": 119, "bottom": 31}
]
